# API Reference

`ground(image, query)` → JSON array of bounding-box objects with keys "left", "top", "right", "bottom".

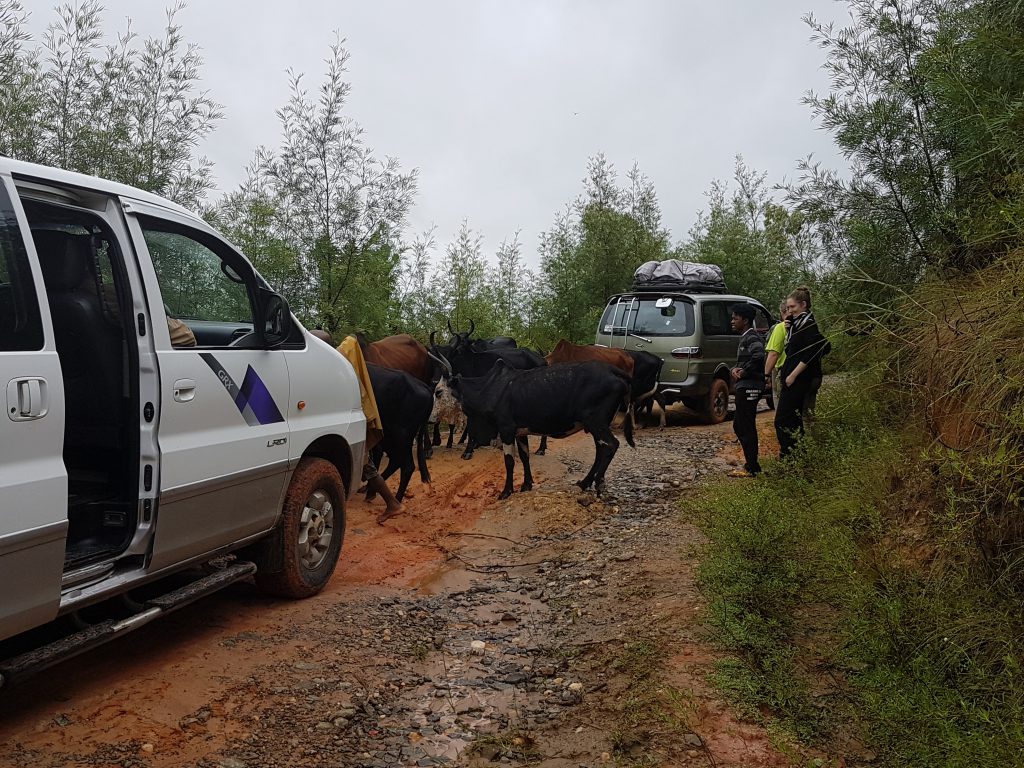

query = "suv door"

[
  {"left": 0, "top": 175, "right": 67, "bottom": 639},
  {"left": 698, "top": 299, "right": 740, "bottom": 379},
  {"left": 123, "top": 201, "right": 290, "bottom": 571}
]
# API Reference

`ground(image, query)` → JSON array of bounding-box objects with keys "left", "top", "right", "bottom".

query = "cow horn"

[
  {"left": 467, "top": 319, "right": 475, "bottom": 336},
  {"left": 446, "top": 318, "right": 454, "bottom": 336},
  {"left": 427, "top": 349, "right": 453, "bottom": 378}
]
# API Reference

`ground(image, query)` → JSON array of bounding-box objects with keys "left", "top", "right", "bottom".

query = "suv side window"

[
  {"left": 700, "top": 301, "right": 733, "bottom": 336},
  {"left": 754, "top": 307, "right": 773, "bottom": 333},
  {"left": 0, "top": 185, "right": 44, "bottom": 351}
]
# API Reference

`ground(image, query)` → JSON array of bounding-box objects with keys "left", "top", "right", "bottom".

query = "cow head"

[{"left": 446, "top": 318, "right": 476, "bottom": 355}]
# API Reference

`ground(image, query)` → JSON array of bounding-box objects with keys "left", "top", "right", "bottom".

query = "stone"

[
  {"left": 477, "top": 743, "right": 501, "bottom": 761},
  {"left": 470, "top": 640, "right": 487, "bottom": 655},
  {"left": 218, "top": 760, "right": 247, "bottom": 768},
  {"left": 683, "top": 732, "right": 703, "bottom": 747},
  {"left": 140, "top": 743, "right": 154, "bottom": 753}
]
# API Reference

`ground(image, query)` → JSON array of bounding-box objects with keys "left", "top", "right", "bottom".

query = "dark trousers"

[
  {"left": 733, "top": 386, "right": 762, "bottom": 473},
  {"left": 775, "top": 378, "right": 810, "bottom": 457}
]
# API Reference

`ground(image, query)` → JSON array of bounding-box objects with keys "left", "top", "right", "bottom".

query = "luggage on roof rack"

[{"left": 631, "top": 260, "right": 727, "bottom": 294}]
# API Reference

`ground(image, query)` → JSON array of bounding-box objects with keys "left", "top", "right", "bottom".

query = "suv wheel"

[
  {"left": 704, "top": 378, "right": 730, "bottom": 424},
  {"left": 254, "top": 457, "right": 346, "bottom": 598}
]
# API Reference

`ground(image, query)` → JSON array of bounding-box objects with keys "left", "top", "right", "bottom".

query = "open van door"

[{"left": 0, "top": 175, "right": 67, "bottom": 641}]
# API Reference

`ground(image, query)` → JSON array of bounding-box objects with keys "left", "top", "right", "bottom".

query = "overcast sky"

[{"left": 26, "top": 1, "right": 850, "bottom": 268}]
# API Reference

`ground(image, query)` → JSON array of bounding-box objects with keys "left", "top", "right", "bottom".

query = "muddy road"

[{"left": 0, "top": 408, "right": 794, "bottom": 767}]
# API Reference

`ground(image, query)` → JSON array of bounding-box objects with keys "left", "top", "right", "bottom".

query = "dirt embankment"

[{"left": 0, "top": 406, "right": 807, "bottom": 768}]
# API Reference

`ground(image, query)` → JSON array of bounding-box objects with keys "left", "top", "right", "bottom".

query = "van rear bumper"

[{"left": 656, "top": 374, "right": 706, "bottom": 400}]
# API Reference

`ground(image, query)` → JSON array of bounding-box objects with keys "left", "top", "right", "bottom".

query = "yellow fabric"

[{"left": 338, "top": 335, "right": 383, "bottom": 451}]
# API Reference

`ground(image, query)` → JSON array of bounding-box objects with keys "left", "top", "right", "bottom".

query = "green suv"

[{"left": 595, "top": 291, "right": 773, "bottom": 423}]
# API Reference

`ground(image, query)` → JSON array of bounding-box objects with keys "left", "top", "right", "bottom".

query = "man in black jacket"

[{"left": 729, "top": 304, "right": 766, "bottom": 477}]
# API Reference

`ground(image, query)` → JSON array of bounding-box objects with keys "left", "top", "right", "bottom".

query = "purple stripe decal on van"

[{"left": 200, "top": 353, "right": 285, "bottom": 426}]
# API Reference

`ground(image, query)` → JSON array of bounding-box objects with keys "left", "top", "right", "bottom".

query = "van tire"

[
  {"left": 254, "top": 458, "right": 346, "bottom": 599},
  {"left": 704, "top": 378, "right": 730, "bottom": 425}
]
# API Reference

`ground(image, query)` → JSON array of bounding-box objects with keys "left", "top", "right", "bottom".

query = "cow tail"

[{"left": 623, "top": 390, "right": 636, "bottom": 448}]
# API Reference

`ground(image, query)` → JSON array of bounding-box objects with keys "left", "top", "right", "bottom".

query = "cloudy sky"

[{"left": 26, "top": 1, "right": 850, "bottom": 268}]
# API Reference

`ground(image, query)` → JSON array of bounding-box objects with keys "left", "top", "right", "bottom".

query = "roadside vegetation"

[{"left": 693, "top": 1, "right": 1024, "bottom": 765}]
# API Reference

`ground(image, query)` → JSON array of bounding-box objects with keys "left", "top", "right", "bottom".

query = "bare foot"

[{"left": 376, "top": 505, "right": 405, "bottom": 525}]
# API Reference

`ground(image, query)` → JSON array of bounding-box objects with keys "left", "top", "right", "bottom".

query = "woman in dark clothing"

[{"left": 774, "top": 286, "right": 830, "bottom": 457}]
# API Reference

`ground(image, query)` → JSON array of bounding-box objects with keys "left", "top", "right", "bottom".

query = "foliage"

[
  {"left": 0, "top": 0, "right": 221, "bottom": 209},
  {"left": 694, "top": 368, "right": 1024, "bottom": 765},
  {"left": 789, "top": 0, "right": 1024, "bottom": 327},
  {"left": 217, "top": 37, "right": 417, "bottom": 338},
  {"left": 678, "top": 157, "right": 817, "bottom": 310},
  {"left": 536, "top": 155, "right": 672, "bottom": 345}
]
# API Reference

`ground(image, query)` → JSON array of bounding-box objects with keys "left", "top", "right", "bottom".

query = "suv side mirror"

[{"left": 256, "top": 288, "right": 293, "bottom": 348}]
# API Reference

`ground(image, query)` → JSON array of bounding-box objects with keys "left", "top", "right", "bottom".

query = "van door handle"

[
  {"left": 172, "top": 379, "right": 197, "bottom": 403},
  {"left": 6, "top": 377, "right": 48, "bottom": 421}
]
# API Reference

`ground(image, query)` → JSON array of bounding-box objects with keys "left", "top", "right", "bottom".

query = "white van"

[{"left": 0, "top": 159, "right": 365, "bottom": 684}]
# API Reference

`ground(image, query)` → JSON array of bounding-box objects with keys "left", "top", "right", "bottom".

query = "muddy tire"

[
  {"left": 254, "top": 457, "right": 346, "bottom": 599},
  {"left": 704, "top": 378, "right": 730, "bottom": 425}
]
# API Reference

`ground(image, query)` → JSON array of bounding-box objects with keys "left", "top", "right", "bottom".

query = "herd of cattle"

[{"left": 353, "top": 322, "right": 664, "bottom": 500}]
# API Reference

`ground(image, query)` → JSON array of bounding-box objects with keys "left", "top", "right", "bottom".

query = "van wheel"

[
  {"left": 704, "top": 378, "right": 730, "bottom": 424},
  {"left": 254, "top": 458, "right": 346, "bottom": 599}
]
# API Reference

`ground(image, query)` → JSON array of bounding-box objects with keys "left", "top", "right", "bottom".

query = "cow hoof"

[
  {"left": 498, "top": 491, "right": 512, "bottom": 500},
  {"left": 575, "top": 480, "right": 590, "bottom": 491},
  {"left": 534, "top": 449, "right": 545, "bottom": 456},
  {"left": 461, "top": 453, "right": 473, "bottom": 461},
  {"left": 520, "top": 483, "right": 533, "bottom": 493}
]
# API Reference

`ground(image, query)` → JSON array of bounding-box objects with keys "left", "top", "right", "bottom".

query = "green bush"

[{"left": 691, "top": 369, "right": 1024, "bottom": 765}]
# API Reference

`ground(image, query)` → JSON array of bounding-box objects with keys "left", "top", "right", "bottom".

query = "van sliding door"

[{"left": 0, "top": 175, "right": 67, "bottom": 642}]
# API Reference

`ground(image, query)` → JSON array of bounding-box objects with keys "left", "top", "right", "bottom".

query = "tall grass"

[{"left": 692, "top": 348, "right": 1024, "bottom": 765}]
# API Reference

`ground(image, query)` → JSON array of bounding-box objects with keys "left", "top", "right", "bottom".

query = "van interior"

[{"left": 22, "top": 197, "right": 139, "bottom": 573}]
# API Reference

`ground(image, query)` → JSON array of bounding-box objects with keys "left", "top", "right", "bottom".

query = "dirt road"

[{"left": 0, "top": 408, "right": 793, "bottom": 767}]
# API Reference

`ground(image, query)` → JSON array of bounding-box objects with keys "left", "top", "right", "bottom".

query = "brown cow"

[
  {"left": 545, "top": 339, "right": 635, "bottom": 377},
  {"left": 356, "top": 333, "right": 438, "bottom": 384}
]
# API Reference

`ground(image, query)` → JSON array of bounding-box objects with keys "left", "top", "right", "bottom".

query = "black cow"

[
  {"left": 446, "top": 361, "right": 635, "bottom": 499},
  {"left": 625, "top": 350, "right": 664, "bottom": 427},
  {"left": 366, "top": 363, "right": 433, "bottom": 501},
  {"left": 431, "top": 341, "right": 547, "bottom": 459}
]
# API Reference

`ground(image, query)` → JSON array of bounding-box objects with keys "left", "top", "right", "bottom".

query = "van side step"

[{"left": 0, "top": 560, "right": 256, "bottom": 690}]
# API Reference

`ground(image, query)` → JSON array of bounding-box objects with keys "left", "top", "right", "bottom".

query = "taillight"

[{"left": 671, "top": 346, "right": 701, "bottom": 359}]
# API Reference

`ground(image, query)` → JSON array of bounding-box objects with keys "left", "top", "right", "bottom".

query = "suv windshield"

[{"left": 600, "top": 297, "right": 695, "bottom": 337}]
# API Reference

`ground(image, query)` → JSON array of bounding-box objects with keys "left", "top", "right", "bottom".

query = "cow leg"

[
  {"left": 395, "top": 443, "right": 415, "bottom": 501},
  {"left": 417, "top": 428, "right": 431, "bottom": 484},
  {"left": 577, "top": 435, "right": 604, "bottom": 491},
  {"left": 534, "top": 435, "right": 547, "bottom": 455},
  {"left": 432, "top": 422, "right": 442, "bottom": 447},
  {"left": 498, "top": 439, "right": 516, "bottom": 499},
  {"left": 365, "top": 446, "right": 386, "bottom": 501},
  {"left": 458, "top": 425, "right": 469, "bottom": 444},
  {"left": 517, "top": 436, "right": 534, "bottom": 492},
  {"left": 446, "top": 424, "right": 456, "bottom": 449},
  {"left": 461, "top": 436, "right": 476, "bottom": 460},
  {"left": 592, "top": 428, "right": 621, "bottom": 496}
]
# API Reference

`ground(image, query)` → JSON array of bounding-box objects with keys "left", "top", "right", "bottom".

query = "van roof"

[{"left": 0, "top": 157, "right": 197, "bottom": 220}]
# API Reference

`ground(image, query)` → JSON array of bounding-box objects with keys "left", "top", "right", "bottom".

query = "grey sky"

[{"left": 26, "top": 1, "right": 849, "bottom": 268}]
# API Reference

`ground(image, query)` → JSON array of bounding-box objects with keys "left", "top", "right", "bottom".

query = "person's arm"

[
  {"left": 738, "top": 335, "right": 766, "bottom": 380},
  {"left": 785, "top": 360, "right": 808, "bottom": 388},
  {"left": 765, "top": 350, "right": 780, "bottom": 376}
]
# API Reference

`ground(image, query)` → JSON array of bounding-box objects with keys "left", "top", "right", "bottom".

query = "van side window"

[
  {"left": 0, "top": 186, "right": 44, "bottom": 351},
  {"left": 700, "top": 301, "right": 733, "bottom": 336},
  {"left": 141, "top": 223, "right": 254, "bottom": 347}
]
